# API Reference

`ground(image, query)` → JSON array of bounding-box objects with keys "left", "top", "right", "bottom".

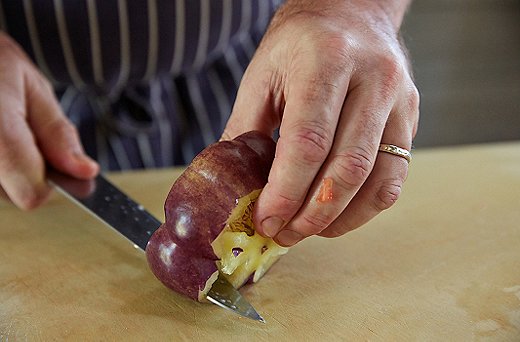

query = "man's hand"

[
  {"left": 221, "top": 0, "right": 419, "bottom": 246},
  {"left": 0, "top": 32, "right": 98, "bottom": 209}
]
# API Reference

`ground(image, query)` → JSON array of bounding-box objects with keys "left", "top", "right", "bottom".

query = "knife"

[{"left": 47, "top": 169, "right": 265, "bottom": 323}]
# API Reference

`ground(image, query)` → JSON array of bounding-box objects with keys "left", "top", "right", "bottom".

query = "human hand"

[
  {"left": 0, "top": 32, "right": 98, "bottom": 209},
  {"left": 221, "top": 0, "right": 419, "bottom": 246}
]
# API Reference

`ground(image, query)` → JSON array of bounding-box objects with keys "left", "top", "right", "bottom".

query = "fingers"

[
  {"left": 220, "top": 5, "right": 420, "bottom": 246},
  {"left": 270, "top": 75, "right": 396, "bottom": 246},
  {"left": 251, "top": 62, "right": 350, "bottom": 239},
  {"left": 268, "top": 61, "right": 419, "bottom": 246},
  {"left": 318, "top": 150, "right": 408, "bottom": 238},
  {"left": 26, "top": 76, "right": 99, "bottom": 179},
  {"left": 0, "top": 32, "right": 98, "bottom": 210},
  {"left": 0, "top": 113, "right": 51, "bottom": 210},
  {"left": 319, "top": 79, "right": 419, "bottom": 238},
  {"left": 0, "top": 43, "right": 49, "bottom": 209},
  {"left": 226, "top": 48, "right": 418, "bottom": 246}
]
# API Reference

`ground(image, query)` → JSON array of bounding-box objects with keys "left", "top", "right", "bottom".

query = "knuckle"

[
  {"left": 286, "top": 122, "right": 332, "bottom": 164},
  {"left": 265, "top": 190, "right": 302, "bottom": 220},
  {"left": 378, "top": 54, "right": 404, "bottom": 83},
  {"left": 275, "top": 191, "right": 301, "bottom": 207},
  {"left": 408, "top": 87, "right": 420, "bottom": 139},
  {"left": 331, "top": 147, "right": 374, "bottom": 190},
  {"left": 407, "top": 85, "right": 421, "bottom": 115},
  {"left": 375, "top": 54, "right": 405, "bottom": 100},
  {"left": 373, "top": 181, "right": 403, "bottom": 211}
]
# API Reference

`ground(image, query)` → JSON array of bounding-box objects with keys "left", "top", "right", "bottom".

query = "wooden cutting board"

[{"left": 1, "top": 143, "right": 520, "bottom": 341}]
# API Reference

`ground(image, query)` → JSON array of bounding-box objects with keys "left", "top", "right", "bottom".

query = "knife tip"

[{"left": 249, "top": 310, "right": 266, "bottom": 324}]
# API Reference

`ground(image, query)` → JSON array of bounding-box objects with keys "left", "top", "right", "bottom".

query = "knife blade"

[
  {"left": 47, "top": 169, "right": 265, "bottom": 323},
  {"left": 47, "top": 169, "right": 159, "bottom": 250},
  {"left": 207, "top": 273, "right": 265, "bottom": 323}
]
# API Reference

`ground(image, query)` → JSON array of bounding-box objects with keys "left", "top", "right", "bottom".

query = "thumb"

[
  {"left": 27, "top": 77, "right": 98, "bottom": 179},
  {"left": 220, "top": 62, "right": 281, "bottom": 141}
]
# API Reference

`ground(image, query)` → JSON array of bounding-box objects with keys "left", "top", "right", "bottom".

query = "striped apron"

[{"left": 0, "top": 0, "right": 283, "bottom": 169}]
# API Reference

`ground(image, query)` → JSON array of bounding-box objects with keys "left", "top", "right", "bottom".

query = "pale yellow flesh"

[{"left": 210, "top": 189, "right": 288, "bottom": 289}]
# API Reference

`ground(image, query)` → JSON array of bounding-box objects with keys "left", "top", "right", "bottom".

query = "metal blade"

[
  {"left": 47, "top": 170, "right": 161, "bottom": 250},
  {"left": 48, "top": 169, "right": 265, "bottom": 322},
  {"left": 206, "top": 273, "right": 265, "bottom": 323}
]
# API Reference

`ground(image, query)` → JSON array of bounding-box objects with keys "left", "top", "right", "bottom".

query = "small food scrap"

[{"left": 316, "top": 177, "right": 334, "bottom": 203}]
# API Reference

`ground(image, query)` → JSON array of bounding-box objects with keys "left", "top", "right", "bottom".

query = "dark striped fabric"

[{"left": 0, "top": 0, "right": 283, "bottom": 170}]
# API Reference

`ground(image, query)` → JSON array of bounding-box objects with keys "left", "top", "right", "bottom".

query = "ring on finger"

[{"left": 378, "top": 143, "right": 412, "bottom": 163}]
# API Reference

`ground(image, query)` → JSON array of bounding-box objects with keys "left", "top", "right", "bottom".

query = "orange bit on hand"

[{"left": 316, "top": 177, "right": 334, "bottom": 203}]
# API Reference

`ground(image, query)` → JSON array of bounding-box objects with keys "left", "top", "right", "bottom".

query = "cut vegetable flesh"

[{"left": 211, "top": 189, "right": 288, "bottom": 289}]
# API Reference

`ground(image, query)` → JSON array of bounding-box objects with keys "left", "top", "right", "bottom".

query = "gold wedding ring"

[{"left": 378, "top": 144, "right": 412, "bottom": 163}]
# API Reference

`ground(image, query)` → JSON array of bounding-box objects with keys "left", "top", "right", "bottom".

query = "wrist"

[
  {"left": 278, "top": 0, "right": 411, "bottom": 34},
  {"left": 369, "top": 0, "right": 412, "bottom": 32}
]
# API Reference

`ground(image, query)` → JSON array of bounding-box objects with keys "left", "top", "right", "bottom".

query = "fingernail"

[
  {"left": 262, "top": 216, "right": 284, "bottom": 237},
  {"left": 276, "top": 230, "right": 303, "bottom": 247}
]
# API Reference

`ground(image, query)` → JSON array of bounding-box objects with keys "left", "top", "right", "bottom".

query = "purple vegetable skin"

[{"left": 146, "top": 131, "right": 288, "bottom": 301}]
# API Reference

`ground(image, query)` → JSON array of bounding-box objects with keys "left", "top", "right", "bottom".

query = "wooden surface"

[{"left": 1, "top": 142, "right": 520, "bottom": 341}]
